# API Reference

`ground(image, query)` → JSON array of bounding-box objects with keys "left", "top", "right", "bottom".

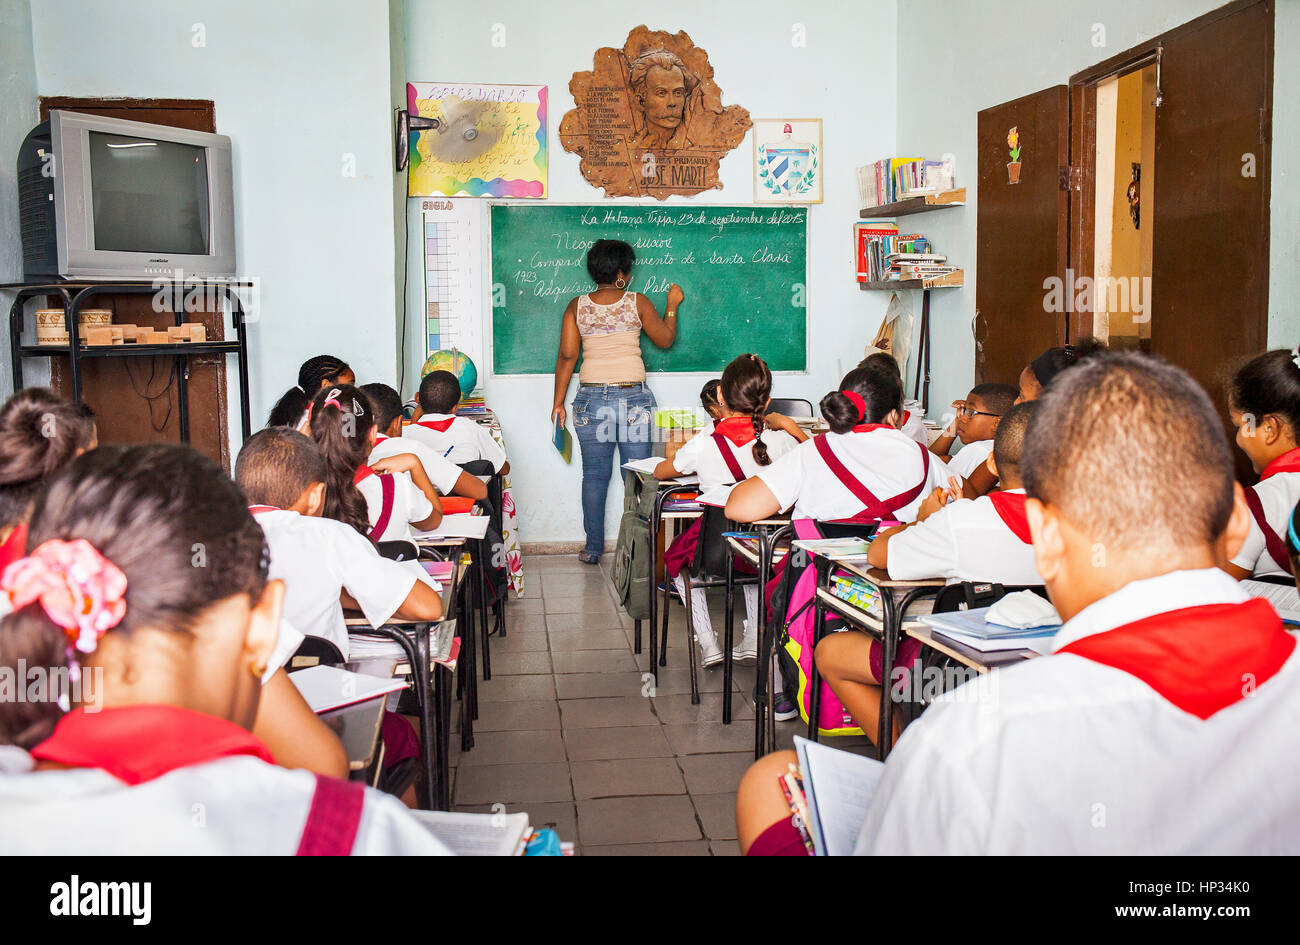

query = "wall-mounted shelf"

[
  {"left": 859, "top": 188, "right": 966, "bottom": 218},
  {"left": 858, "top": 270, "right": 964, "bottom": 291}
]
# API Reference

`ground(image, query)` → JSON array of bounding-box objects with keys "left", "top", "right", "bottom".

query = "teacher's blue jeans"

[{"left": 572, "top": 383, "right": 657, "bottom": 558}]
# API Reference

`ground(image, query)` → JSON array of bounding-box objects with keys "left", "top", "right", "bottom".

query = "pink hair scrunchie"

[{"left": 1, "top": 538, "right": 128, "bottom": 654}]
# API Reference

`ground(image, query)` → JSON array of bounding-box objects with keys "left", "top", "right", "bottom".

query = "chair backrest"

[
  {"left": 288, "top": 634, "right": 346, "bottom": 672},
  {"left": 932, "top": 581, "right": 1049, "bottom": 614},
  {"left": 769, "top": 398, "right": 814, "bottom": 418},
  {"left": 689, "top": 505, "right": 737, "bottom": 580},
  {"left": 377, "top": 539, "right": 420, "bottom": 562}
]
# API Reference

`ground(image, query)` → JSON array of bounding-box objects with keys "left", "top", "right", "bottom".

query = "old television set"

[{"left": 18, "top": 110, "right": 235, "bottom": 281}]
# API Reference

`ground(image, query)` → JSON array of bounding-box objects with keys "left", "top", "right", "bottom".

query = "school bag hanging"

[{"left": 611, "top": 469, "right": 659, "bottom": 620}]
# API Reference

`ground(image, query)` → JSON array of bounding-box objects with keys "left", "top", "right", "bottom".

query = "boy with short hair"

[
  {"left": 406, "top": 371, "right": 508, "bottom": 474},
  {"left": 360, "top": 382, "right": 486, "bottom": 501},
  {"left": 235, "top": 427, "right": 443, "bottom": 659},
  {"left": 867, "top": 401, "right": 1041, "bottom": 585},
  {"left": 930, "top": 382, "right": 1017, "bottom": 478},
  {"left": 738, "top": 352, "right": 1300, "bottom": 855}
]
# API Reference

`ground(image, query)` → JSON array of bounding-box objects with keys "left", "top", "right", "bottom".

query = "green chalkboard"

[{"left": 489, "top": 204, "right": 808, "bottom": 374}]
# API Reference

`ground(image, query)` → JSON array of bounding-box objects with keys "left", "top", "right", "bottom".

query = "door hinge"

[{"left": 1059, "top": 166, "right": 1081, "bottom": 191}]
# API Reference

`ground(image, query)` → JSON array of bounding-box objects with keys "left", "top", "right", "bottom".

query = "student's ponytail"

[
  {"left": 0, "top": 444, "right": 269, "bottom": 749},
  {"left": 307, "top": 383, "right": 375, "bottom": 537},
  {"left": 720, "top": 354, "right": 774, "bottom": 466},
  {"left": 820, "top": 365, "right": 902, "bottom": 434},
  {"left": 267, "top": 355, "right": 352, "bottom": 427},
  {"left": 1228, "top": 343, "right": 1300, "bottom": 436},
  {"left": 0, "top": 388, "right": 96, "bottom": 530}
]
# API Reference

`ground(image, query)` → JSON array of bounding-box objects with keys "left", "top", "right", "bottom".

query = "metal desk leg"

[
  {"left": 806, "top": 557, "right": 831, "bottom": 743},
  {"left": 421, "top": 627, "right": 452, "bottom": 811},
  {"left": 633, "top": 619, "right": 642, "bottom": 654},
  {"left": 723, "top": 546, "right": 736, "bottom": 724},
  {"left": 475, "top": 538, "right": 491, "bottom": 684},
  {"left": 754, "top": 528, "right": 773, "bottom": 759},
  {"left": 877, "top": 590, "right": 898, "bottom": 760}
]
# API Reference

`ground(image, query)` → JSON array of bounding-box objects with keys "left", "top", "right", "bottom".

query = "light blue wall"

[
  {"left": 0, "top": 0, "right": 38, "bottom": 396},
  {"left": 897, "top": 0, "right": 1299, "bottom": 416},
  {"left": 27, "top": 0, "right": 404, "bottom": 427},
  {"left": 402, "top": 0, "right": 900, "bottom": 545}
]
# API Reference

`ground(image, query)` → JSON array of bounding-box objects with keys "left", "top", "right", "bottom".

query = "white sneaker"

[
  {"left": 732, "top": 621, "right": 758, "bottom": 662},
  {"left": 697, "top": 632, "right": 724, "bottom": 668}
]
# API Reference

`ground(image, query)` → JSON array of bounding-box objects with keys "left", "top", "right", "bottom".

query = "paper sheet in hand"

[
  {"left": 409, "top": 810, "right": 532, "bottom": 856},
  {"left": 621, "top": 456, "right": 665, "bottom": 474},
  {"left": 289, "top": 665, "right": 405, "bottom": 714},
  {"left": 553, "top": 416, "right": 573, "bottom": 464},
  {"left": 413, "top": 514, "right": 489, "bottom": 540},
  {"left": 794, "top": 736, "right": 884, "bottom": 856}
]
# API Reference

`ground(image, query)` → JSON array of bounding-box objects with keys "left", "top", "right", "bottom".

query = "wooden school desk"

[
  {"left": 799, "top": 551, "right": 943, "bottom": 758},
  {"left": 897, "top": 623, "right": 1038, "bottom": 732},
  {"left": 345, "top": 562, "right": 462, "bottom": 811}
]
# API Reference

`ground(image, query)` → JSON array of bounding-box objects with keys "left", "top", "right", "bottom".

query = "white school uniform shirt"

[
  {"left": 946, "top": 437, "right": 994, "bottom": 479},
  {"left": 253, "top": 509, "right": 418, "bottom": 658},
  {"left": 886, "top": 488, "right": 1043, "bottom": 586},
  {"left": 854, "top": 568, "right": 1300, "bottom": 854},
  {"left": 0, "top": 750, "right": 452, "bottom": 855},
  {"left": 671, "top": 425, "right": 798, "bottom": 490},
  {"left": 1231, "top": 470, "right": 1300, "bottom": 578},
  {"left": 355, "top": 470, "right": 433, "bottom": 544},
  {"left": 405, "top": 414, "right": 506, "bottom": 471},
  {"left": 756, "top": 426, "right": 952, "bottom": 523},
  {"left": 368, "top": 434, "right": 464, "bottom": 495},
  {"left": 898, "top": 407, "right": 928, "bottom": 445}
]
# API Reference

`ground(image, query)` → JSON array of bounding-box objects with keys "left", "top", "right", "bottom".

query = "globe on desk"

[{"left": 422, "top": 349, "right": 478, "bottom": 396}]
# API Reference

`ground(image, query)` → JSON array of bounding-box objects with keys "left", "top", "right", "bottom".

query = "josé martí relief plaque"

[{"left": 559, "top": 26, "right": 752, "bottom": 199}]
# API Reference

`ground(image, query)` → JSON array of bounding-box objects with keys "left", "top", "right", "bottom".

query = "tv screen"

[{"left": 88, "top": 131, "right": 210, "bottom": 255}]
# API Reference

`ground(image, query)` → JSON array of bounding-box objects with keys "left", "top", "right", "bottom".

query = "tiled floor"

[{"left": 448, "top": 553, "right": 876, "bottom": 855}]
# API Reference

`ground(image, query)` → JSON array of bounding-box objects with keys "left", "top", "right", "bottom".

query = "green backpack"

[{"left": 610, "top": 469, "right": 660, "bottom": 620}]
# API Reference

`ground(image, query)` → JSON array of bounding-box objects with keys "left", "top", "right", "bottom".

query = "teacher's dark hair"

[
  {"left": 820, "top": 365, "right": 902, "bottom": 435},
  {"left": 586, "top": 240, "right": 636, "bottom": 285}
]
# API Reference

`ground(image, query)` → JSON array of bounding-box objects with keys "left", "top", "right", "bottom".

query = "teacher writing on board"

[{"left": 552, "top": 238, "right": 685, "bottom": 564}]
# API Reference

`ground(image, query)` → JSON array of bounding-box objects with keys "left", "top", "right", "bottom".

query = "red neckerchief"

[
  {"left": 353, "top": 465, "right": 375, "bottom": 484},
  {"left": 417, "top": 417, "right": 456, "bottom": 433},
  {"left": 1058, "top": 599, "right": 1296, "bottom": 720},
  {"left": 1258, "top": 447, "right": 1300, "bottom": 481},
  {"left": 248, "top": 505, "right": 281, "bottom": 515},
  {"left": 901, "top": 410, "right": 911, "bottom": 426},
  {"left": 714, "top": 416, "right": 757, "bottom": 447},
  {"left": 31, "top": 705, "right": 274, "bottom": 785},
  {"left": 0, "top": 521, "right": 28, "bottom": 574},
  {"left": 987, "top": 490, "right": 1032, "bottom": 544},
  {"left": 851, "top": 423, "right": 894, "bottom": 434},
  {"left": 373, "top": 433, "right": 389, "bottom": 445}
]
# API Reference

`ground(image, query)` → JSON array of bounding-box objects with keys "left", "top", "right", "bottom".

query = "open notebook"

[
  {"left": 409, "top": 810, "right": 531, "bottom": 856},
  {"left": 794, "top": 736, "right": 885, "bottom": 856}
]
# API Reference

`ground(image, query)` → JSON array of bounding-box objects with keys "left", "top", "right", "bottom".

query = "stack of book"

[
  {"left": 856, "top": 224, "right": 954, "bottom": 283},
  {"left": 455, "top": 394, "right": 489, "bottom": 418},
  {"left": 857, "top": 157, "right": 956, "bottom": 208},
  {"left": 829, "top": 573, "right": 882, "bottom": 615},
  {"left": 888, "top": 250, "right": 959, "bottom": 281}
]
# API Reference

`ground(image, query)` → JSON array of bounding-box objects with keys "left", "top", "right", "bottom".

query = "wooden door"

[
  {"left": 37, "top": 97, "right": 231, "bottom": 469},
  {"left": 975, "top": 86, "right": 1069, "bottom": 387}
]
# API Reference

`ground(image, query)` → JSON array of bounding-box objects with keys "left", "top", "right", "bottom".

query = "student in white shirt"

[
  {"left": 726, "top": 363, "right": 951, "bottom": 525},
  {"left": 407, "top": 370, "right": 509, "bottom": 474},
  {"left": 266, "top": 354, "right": 353, "bottom": 429},
  {"left": 812, "top": 403, "right": 1042, "bottom": 747},
  {"left": 306, "top": 384, "right": 442, "bottom": 544},
  {"left": 1224, "top": 345, "right": 1300, "bottom": 581},
  {"left": 927, "top": 382, "right": 1017, "bottom": 480},
  {"left": 738, "top": 351, "right": 1300, "bottom": 855},
  {"left": 360, "top": 382, "right": 487, "bottom": 502},
  {"left": 653, "top": 354, "right": 802, "bottom": 666},
  {"left": 235, "top": 427, "right": 443, "bottom": 659},
  {"left": 0, "top": 443, "right": 451, "bottom": 855}
]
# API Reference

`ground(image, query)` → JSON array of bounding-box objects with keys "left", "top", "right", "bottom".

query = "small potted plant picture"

[{"left": 1007, "top": 127, "right": 1022, "bottom": 184}]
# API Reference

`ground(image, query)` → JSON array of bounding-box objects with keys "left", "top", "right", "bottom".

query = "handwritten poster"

[{"left": 406, "top": 82, "right": 547, "bottom": 198}]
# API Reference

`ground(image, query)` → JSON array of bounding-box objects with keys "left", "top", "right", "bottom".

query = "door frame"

[{"left": 1066, "top": 0, "right": 1273, "bottom": 346}]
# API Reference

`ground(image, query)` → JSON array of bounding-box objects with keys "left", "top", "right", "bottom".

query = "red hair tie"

[{"left": 841, "top": 390, "right": 866, "bottom": 422}]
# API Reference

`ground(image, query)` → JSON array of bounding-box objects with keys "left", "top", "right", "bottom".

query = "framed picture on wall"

[{"left": 753, "top": 119, "right": 822, "bottom": 204}]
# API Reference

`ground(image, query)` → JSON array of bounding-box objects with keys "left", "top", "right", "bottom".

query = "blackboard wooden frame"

[{"left": 484, "top": 202, "right": 812, "bottom": 378}]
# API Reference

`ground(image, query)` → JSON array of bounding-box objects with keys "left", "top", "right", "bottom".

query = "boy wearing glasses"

[{"left": 930, "top": 383, "right": 1018, "bottom": 479}]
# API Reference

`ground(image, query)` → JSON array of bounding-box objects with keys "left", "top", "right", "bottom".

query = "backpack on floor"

[{"left": 611, "top": 469, "right": 659, "bottom": 621}]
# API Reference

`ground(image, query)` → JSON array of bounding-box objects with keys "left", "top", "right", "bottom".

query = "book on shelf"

[
  {"left": 856, "top": 225, "right": 953, "bottom": 284},
  {"left": 857, "top": 157, "right": 957, "bottom": 208},
  {"left": 854, "top": 220, "right": 898, "bottom": 282}
]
